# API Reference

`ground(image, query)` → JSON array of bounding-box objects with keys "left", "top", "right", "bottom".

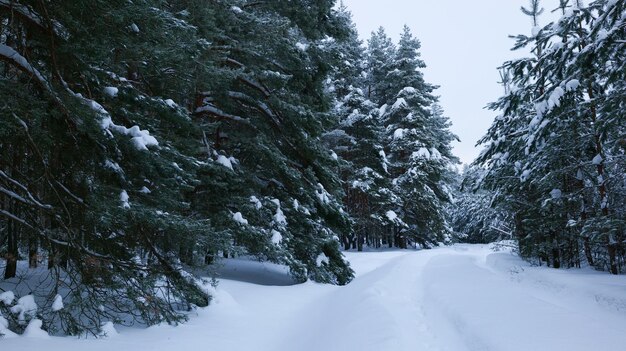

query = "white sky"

[{"left": 342, "top": 0, "right": 546, "bottom": 164}]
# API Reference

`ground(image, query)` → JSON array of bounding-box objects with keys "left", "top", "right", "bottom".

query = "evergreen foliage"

[
  {"left": 448, "top": 166, "right": 512, "bottom": 244},
  {"left": 327, "top": 21, "right": 459, "bottom": 249},
  {"left": 475, "top": 0, "right": 625, "bottom": 272},
  {"left": 378, "top": 27, "right": 458, "bottom": 247},
  {"left": 0, "top": 0, "right": 361, "bottom": 335},
  {"left": 0, "top": 0, "right": 461, "bottom": 336}
]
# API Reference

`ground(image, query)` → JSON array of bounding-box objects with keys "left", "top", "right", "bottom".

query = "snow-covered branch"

[
  {"left": 0, "top": 171, "right": 53, "bottom": 210},
  {"left": 0, "top": 0, "right": 67, "bottom": 37},
  {"left": 195, "top": 103, "right": 251, "bottom": 124}
]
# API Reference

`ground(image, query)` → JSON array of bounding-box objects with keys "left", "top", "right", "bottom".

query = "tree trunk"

[
  {"left": 48, "top": 246, "right": 55, "bottom": 269},
  {"left": 29, "top": 234, "right": 38, "bottom": 268},
  {"left": 59, "top": 249, "right": 68, "bottom": 270},
  {"left": 514, "top": 212, "right": 527, "bottom": 257},
  {"left": 579, "top": 29, "right": 615, "bottom": 274},
  {"left": 552, "top": 247, "right": 561, "bottom": 269},
  {"left": 342, "top": 235, "right": 351, "bottom": 251},
  {"left": 4, "top": 214, "right": 18, "bottom": 279},
  {"left": 205, "top": 252, "right": 214, "bottom": 265},
  {"left": 608, "top": 242, "right": 618, "bottom": 275},
  {"left": 551, "top": 232, "right": 561, "bottom": 269},
  {"left": 583, "top": 236, "right": 594, "bottom": 267}
]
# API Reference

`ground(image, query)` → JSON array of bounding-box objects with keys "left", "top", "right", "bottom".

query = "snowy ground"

[{"left": 3, "top": 244, "right": 626, "bottom": 351}]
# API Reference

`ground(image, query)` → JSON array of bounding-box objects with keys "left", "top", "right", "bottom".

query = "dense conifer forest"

[
  {"left": 452, "top": 0, "right": 626, "bottom": 274},
  {"left": 0, "top": 0, "right": 624, "bottom": 341}
]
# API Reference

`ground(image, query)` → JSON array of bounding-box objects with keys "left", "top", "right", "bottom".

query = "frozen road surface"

[{"left": 4, "top": 244, "right": 626, "bottom": 351}]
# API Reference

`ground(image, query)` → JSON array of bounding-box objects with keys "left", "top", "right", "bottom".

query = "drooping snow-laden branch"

[
  {"left": 0, "top": 44, "right": 68, "bottom": 114},
  {"left": 239, "top": 77, "right": 271, "bottom": 98},
  {"left": 0, "top": 0, "right": 67, "bottom": 37},
  {"left": 223, "top": 88, "right": 319, "bottom": 174},
  {"left": 0, "top": 207, "right": 142, "bottom": 268},
  {"left": 0, "top": 170, "right": 53, "bottom": 210},
  {"left": 227, "top": 91, "right": 282, "bottom": 126},
  {"left": 211, "top": 45, "right": 288, "bottom": 72},
  {"left": 56, "top": 76, "right": 160, "bottom": 152},
  {"left": 489, "top": 225, "right": 513, "bottom": 238},
  {"left": 194, "top": 102, "right": 251, "bottom": 124},
  {"left": 242, "top": 1, "right": 266, "bottom": 9}
]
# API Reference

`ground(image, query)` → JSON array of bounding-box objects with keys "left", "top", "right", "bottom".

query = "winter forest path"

[{"left": 4, "top": 245, "right": 626, "bottom": 351}]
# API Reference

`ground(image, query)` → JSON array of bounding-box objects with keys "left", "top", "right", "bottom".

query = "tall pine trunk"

[
  {"left": 29, "top": 234, "right": 38, "bottom": 268},
  {"left": 587, "top": 86, "right": 616, "bottom": 274},
  {"left": 4, "top": 204, "right": 18, "bottom": 279}
]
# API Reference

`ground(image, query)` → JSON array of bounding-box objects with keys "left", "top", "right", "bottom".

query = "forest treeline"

[
  {"left": 452, "top": 0, "right": 625, "bottom": 274},
  {"left": 0, "top": 0, "right": 456, "bottom": 335},
  {"left": 1, "top": 0, "right": 624, "bottom": 338}
]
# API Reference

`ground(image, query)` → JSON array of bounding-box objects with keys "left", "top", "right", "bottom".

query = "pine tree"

[
  {"left": 378, "top": 26, "right": 458, "bottom": 247},
  {"left": 476, "top": 0, "right": 625, "bottom": 272},
  {"left": 324, "top": 5, "right": 395, "bottom": 251},
  {"left": 185, "top": 1, "right": 354, "bottom": 284},
  {"left": 0, "top": 0, "right": 221, "bottom": 334},
  {"left": 0, "top": 0, "right": 360, "bottom": 335},
  {"left": 365, "top": 27, "right": 396, "bottom": 104}
]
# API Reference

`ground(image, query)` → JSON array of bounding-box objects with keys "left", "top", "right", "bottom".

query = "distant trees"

[
  {"left": 475, "top": 0, "right": 625, "bottom": 272},
  {"left": 327, "top": 21, "right": 459, "bottom": 250},
  {"left": 449, "top": 166, "right": 512, "bottom": 244}
]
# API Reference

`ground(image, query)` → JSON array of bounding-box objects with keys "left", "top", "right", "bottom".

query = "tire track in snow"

[
  {"left": 4, "top": 246, "right": 625, "bottom": 351},
  {"left": 275, "top": 251, "right": 446, "bottom": 351},
  {"left": 419, "top": 247, "right": 626, "bottom": 351}
]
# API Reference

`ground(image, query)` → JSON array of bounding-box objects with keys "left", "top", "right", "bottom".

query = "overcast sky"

[{"left": 342, "top": 0, "right": 542, "bottom": 164}]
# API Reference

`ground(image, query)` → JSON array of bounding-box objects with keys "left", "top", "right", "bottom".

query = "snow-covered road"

[{"left": 4, "top": 244, "right": 626, "bottom": 351}]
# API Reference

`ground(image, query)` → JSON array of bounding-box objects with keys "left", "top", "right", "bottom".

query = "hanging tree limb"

[
  {"left": 0, "top": 44, "right": 69, "bottom": 115},
  {"left": 0, "top": 0, "right": 67, "bottom": 37}
]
